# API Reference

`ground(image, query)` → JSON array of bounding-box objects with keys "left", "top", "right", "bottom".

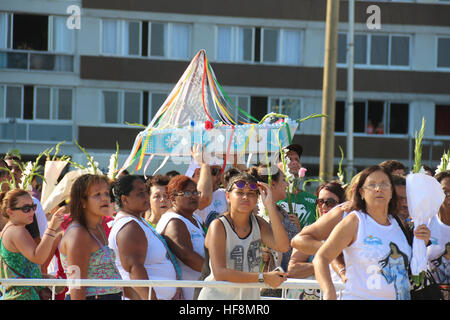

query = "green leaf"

[
  {"left": 413, "top": 117, "right": 426, "bottom": 173},
  {"left": 337, "top": 146, "right": 345, "bottom": 183},
  {"left": 297, "top": 113, "right": 327, "bottom": 124},
  {"left": 124, "top": 121, "right": 147, "bottom": 129}
]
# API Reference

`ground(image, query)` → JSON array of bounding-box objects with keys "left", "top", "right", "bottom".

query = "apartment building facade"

[{"left": 0, "top": 0, "right": 449, "bottom": 177}]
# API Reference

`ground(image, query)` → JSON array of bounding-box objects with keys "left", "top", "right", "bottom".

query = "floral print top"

[{"left": 0, "top": 238, "right": 43, "bottom": 300}]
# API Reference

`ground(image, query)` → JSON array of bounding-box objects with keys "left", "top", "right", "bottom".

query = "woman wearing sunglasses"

[
  {"left": 315, "top": 181, "right": 346, "bottom": 217},
  {"left": 0, "top": 188, "right": 65, "bottom": 300},
  {"left": 156, "top": 174, "right": 206, "bottom": 300},
  {"left": 286, "top": 181, "right": 346, "bottom": 299},
  {"left": 197, "top": 172, "right": 289, "bottom": 300}
]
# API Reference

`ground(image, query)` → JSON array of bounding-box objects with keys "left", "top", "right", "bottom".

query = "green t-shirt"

[{"left": 277, "top": 191, "right": 317, "bottom": 229}]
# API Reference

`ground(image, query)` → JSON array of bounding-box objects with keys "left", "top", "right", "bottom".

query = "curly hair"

[
  {"left": 112, "top": 174, "right": 143, "bottom": 208},
  {"left": 166, "top": 175, "right": 196, "bottom": 195},
  {"left": 379, "top": 160, "right": 406, "bottom": 175},
  {"left": 146, "top": 175, "right": 170, "bottom": 194}
]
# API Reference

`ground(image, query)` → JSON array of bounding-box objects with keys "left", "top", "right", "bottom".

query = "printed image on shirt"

[
  {"left": 247, "top": 240, "right": 262, "bottom": 271},
  {"left": 430, "top": 242, "right": 450, "bottom": 285},
  {"left": 378, "top": 242, "right": 411, "bottom": 300}
]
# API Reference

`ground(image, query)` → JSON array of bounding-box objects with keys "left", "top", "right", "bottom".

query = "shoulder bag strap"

[{"left": 140, "top": 218, "right": 182, "bottom": 280}]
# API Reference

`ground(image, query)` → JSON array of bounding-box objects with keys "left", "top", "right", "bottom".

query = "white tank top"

[
  {"left": 197, "top": 214, "right": 262, "bottom": 300},
  {"left": 342, "top": 210, "right": 412, "bottom": 300},
  {"left": 108, "top": 212, "right": 177, "bottom": 300},
  {"left": 156, "top": 211, "right": 205, "bottom": 300},
  {"left": 427, "top": 215, "right": 450, "bottom": 285}
]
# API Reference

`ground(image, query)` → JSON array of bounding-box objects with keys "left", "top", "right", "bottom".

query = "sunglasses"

[
  {"left": 233, "top": 180, "right": 258, "bottom": 191},
  {"left": 316, "top": 198, "right": 338, "bottom": 208},
  {"left": 11, "top": 203, "right": 37, "bottom": 213}
]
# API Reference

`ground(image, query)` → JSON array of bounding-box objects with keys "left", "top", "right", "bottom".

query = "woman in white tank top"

[
  {"left": 313, "top": 165, "right": 430, "bottom": 300},
  {"left": 197, "top": 172, "right": 290, "bottom": 300},
  {"left": 109, "top": 175, "right": 178, "bottom": 300},
  {"left": 156, "top": 175, "right": 206, "bottom": 300}
]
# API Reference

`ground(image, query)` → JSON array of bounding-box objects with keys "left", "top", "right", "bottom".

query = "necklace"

[
  {"left": 227, "top": 214, "right": 250, "bottom": 234},
  {"left": 89, "top": 223, "right": 107, "bottom": 245}
]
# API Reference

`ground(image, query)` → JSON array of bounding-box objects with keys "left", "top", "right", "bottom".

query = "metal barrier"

[{"left": 0, "top": 278, "right": 344, "bottom": 300}]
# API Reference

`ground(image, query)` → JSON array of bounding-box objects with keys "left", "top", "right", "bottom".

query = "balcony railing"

[
  {"left": 0, "top": 49, "right": 74, "bottom": 72},
  {"left": 0, "top": 119, "right": 73, "bottom": 142}
]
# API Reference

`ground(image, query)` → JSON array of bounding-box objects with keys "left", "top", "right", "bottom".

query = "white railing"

[{"left": 0, "top": 278, "right": 344, "bottom": 300}]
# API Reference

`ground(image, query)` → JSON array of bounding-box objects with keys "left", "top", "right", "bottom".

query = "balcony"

[
  {"left": 0, "top": 50, "right": 74, "bottom": 72},
  {"left": 0, "top": 119, "right": 73, "bottom": 143}
]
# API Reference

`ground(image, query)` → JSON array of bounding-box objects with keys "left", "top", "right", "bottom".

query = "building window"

[
  {"left": 102, "top": 90, "right": 143, "bottom": 125},
  {"left": 1, "top": 12, "right": 74, "bottom": 53},
  {"left": 101, "top": 19, "right": 142, "bottom": 56},
  {"left": 335, "top": 100, "right": 409, "bottom": 135},
  {"left": 0, "top": 85, "right": 73, "bottom": 121},
  {"left": 148, "top": 22, "right": 191, "bottom": 59},
  {"left": 250, "top": 96, "right": 268, "bottom": 122},
  {"left": 437, "top": 37, "right": 450, "bottom": 68},
  {"left": 101, "top": 19, "right": 191, "bottom": 59},
  {"left": 269, "top": 97, "right": 302, "bottom": 120},
  {"left": 149, "top": 92, "right": 168, "bottom": 122},
  {"left": 228, "top": 95, "right": 251, "bottom": 123},
  {"left": 34, "top": 87, "right": 73, "bottom": 121},
  {"left": 338, "top": 33, "right": 410, "bottom": 67},
  {"left": 4, "top": 85, "right": 22, "bottom": 118},
  {"left": 217, "top": 25, "right": 302, "bottom": 65},
  {"left": 217, "top": 26, "right": 254, "bottom": 63},
  {"left": 435, "top": 105, "right": 450, "bottom": 135},
  {"left": 0, "top": 12, "right": 74, "bottom": 71}
]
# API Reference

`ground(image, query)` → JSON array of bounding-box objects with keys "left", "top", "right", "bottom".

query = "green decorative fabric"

[{"left": 278, "top": 191, "right": 317, "bottom": 229}]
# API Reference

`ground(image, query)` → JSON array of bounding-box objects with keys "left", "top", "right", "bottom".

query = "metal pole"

[
  {"left": 346, "top": 0, "right": 355, "bottom": 183},
  {"left": 320, "top": 0, "right": 340, "bottom": 181}
]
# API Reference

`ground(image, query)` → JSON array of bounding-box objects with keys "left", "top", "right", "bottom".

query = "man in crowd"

[{"left": 277, "top": 144, "right": 317, "bottom": 229}]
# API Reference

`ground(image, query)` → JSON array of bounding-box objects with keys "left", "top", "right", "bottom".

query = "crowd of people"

[{"left": 0, "top": 143, "right": 448, "bottom": 300}]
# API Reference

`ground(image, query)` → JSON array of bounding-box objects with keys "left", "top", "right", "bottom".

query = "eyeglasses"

[
  {"left": 175, "top": 191, "right": 200, "bottom": 198},
  {"left": 11, "top": 204, "right": 37, "bottom": 213},
  {"left": 233, "top": 180, "right": 258, "bottom": 191},
  {"left": 363, "top": 182, "right": 392, "bottom": 191},
  {"left": 316, "top": 198, "right": 338, "bottom": 208}
]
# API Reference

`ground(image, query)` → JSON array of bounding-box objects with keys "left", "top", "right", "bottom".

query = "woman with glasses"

[
  {"left": 313, "top": 165, "right": 429, "bottom": 300},
  {"left": 197, "top": 172, "right": 289, "bottom": 300},
  {"left": 0, "top": 188, "right": 65, "bottom": 300},
  {"left": 60, "top": 174, "right": 124, "bottom": 300},
  {"left": 109, "top": 174, "right": 179, "bottom": 300},
  {"left": 156, "top": 174, "right": 206, "bottom": 300},
  {"left": 144, "top": 175, "right": 171, "bottom": 227}
]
